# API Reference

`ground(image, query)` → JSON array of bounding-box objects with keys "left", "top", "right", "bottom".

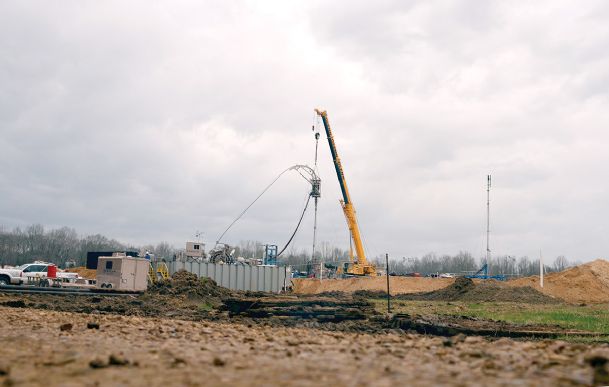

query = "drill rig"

[{"left": 315, "top": 109, "right": 377, "bottom": 276}]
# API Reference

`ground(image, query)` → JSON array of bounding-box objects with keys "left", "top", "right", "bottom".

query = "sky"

[{"left": 1, "top": 1, "right": 609, "bottom": 262}]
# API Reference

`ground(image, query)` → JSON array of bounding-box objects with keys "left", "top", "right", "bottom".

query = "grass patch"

[
  {"left": 372, "top": 299, "right": 609, "bottom": 336},
  {"left": 198, "top": 302, "right": 214, "bottom": 312}
]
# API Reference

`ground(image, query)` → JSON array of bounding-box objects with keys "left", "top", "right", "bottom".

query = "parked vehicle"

[{"left": 0, "top": 262, "right": 76, "bottom": 286}]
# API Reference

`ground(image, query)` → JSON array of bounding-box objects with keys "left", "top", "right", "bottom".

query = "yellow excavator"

[{"left": 315, "top": 109, "right": 377, "bottom": 276}]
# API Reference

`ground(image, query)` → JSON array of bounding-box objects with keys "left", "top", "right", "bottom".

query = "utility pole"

[
  {"left": 386, "top": 253, "right": 391, "bottom": 314},
  {"left": 486, "top": 175, "right": 491, "bottom": 276},
  {"left": 320, "top": 261, "right": 323, "bottom": 282},
  {"left": 311, "top": 191, "right": 319, "bottom": 276},
  {"left": 540, "top": 250, "right": 544, "bottom": 288},
  {"left": 311, "top": 126, "right": 321, "bottom": 275}
]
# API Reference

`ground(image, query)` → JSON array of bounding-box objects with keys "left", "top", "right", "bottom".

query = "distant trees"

[
  {"left": 553, "top": 255, "right": 568, "bottom": 272},
  {"left": 0, "top": 223, "right": 578, "bottom": 277},
  {"left": 370, "top": 252, "right": 477, "bottom": 275},
  {"left": 0, "top": 224, "right": 136, "bottom": 267},
  {"left": 370, "top": 252, "right": 576, "bottom": 277}
]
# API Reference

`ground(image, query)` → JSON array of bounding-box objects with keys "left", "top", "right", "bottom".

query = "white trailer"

[{"left": 96, "top": 256, "right": 149, "bottom": 291}]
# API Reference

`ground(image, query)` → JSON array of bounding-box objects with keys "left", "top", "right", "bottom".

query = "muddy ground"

[
  {"left": 295, "top": 259, "right": 609, "bottom": 305},
  {"left": 2, "top": 271, "right": 609, "bottom": 385},
  {"left": 382, "top": 277, "right": 560, "bottom": 304},
  {"left": 2, "top": 306, "right": 609, "bottom": 386},
  {"left": 0, "top": 271, "right": 233, "bottom": 321},
  {"left": 0, "top": 272, "right": 584, "bottom": 338}
]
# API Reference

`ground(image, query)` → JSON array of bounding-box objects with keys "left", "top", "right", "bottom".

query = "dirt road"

[
  {"left": 1, "top": 306, "right": 607, "bottom": 386},
  {"left": 293, "top": 276, "right": 454, "bottom": 295}
]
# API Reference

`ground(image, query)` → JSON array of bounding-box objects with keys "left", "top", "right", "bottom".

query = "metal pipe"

[
  {"left": 0, "top": 287, "right": 138, "bottom": 296},
  {"left": 0, "top": 285, "right": 140, "bottom": 296}
]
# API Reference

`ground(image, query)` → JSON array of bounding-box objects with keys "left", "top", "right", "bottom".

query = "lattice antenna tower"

[{"left": 486, "top": 175, "right": 491, "bottom": 271}]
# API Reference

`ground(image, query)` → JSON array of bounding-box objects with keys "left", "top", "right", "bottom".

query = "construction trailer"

[
  {"left": 186, "top": 241, "right": 205, "bottom": 258},
  {"left": 86, "top": 251, "right": 139, "bottom": 270},
  {"left": 96, "top": 254, "right": 149, "bottom": 291}
]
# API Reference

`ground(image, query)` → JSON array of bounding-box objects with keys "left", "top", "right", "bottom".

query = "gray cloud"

[{"left": 1, "top": 1, "right": 608, "bottom": 262}]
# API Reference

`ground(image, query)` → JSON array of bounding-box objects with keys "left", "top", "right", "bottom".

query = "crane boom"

[{"left": 315, "top": 109, "right": 376, "bottom": 276}]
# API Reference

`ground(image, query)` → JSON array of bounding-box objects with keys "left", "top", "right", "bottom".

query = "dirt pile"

[
  {"left": 508, "top": 259, "right": 609, "bottom": 304},
  {"left": 292, "top": 276, "right": 453, "bottom": 295},
  {"left": 149, "top": 270, "right": 231, "bottom": 308},
  {"left": 65, "top": 267, "right": 96, "bottom": 279},
  {"left": 394, "top": 277, "right": 559, "bottom": 303},
  {"left": 0, "top": 270, "right": 233, "bottom": 320}
]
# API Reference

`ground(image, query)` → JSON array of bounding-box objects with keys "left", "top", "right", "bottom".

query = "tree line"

[
  {"left": 0, "top": 224, "right": 164, "bottom": 267},
  {"left": 0, "top": 224, "right": 578, "bottom": 276},
  {"left": 369, "top": 252, "right": 577, "bottom": 277}
]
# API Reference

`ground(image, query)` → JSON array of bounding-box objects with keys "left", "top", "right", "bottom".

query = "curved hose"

[{"left": 277, "top": 194, "right": 312, "bottom": 257}]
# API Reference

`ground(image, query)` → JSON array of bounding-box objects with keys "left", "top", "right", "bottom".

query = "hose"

[{"left": 277, "top": 194, "right": 312, "bottom": 257}]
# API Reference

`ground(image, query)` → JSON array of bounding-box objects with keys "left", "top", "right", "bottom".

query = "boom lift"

[{"left": 314, "top": 109, "right": 377, "bottom": 276}]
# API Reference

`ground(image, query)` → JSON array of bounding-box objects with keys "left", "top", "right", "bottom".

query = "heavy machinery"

[
  {"left": 314, "top": 109, "right": 377, "bottom": 276},
  {"left": 464, "top": 263, "right": 506, "bottom": 281}
]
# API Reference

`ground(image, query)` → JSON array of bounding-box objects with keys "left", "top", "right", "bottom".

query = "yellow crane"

[{"left": 315, "top": 109, "right": 377, "bottom": 276}]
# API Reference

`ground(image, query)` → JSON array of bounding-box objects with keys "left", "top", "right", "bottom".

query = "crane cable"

[
  {"left": 277, "top": 192, "right": 312, "bottom": 257},
  {"left": 215, "top": 166, "right": 293, "bottom": 244}
]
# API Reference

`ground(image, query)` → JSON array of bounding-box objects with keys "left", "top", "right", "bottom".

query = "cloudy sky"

[{"left": 1, "top": 1, "right": 608, "bottom": 262}]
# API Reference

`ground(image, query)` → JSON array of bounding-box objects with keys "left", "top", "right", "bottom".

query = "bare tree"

[{"left": 553, "top": 255, "right": 568, "bottom": 272}]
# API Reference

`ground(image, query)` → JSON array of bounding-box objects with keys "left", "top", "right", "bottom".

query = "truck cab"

[{"left": 0, "top": 263, "right": 50, "bottom": 285}]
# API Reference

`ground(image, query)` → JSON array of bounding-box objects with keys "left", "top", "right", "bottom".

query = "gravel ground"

[{"left": 1, "top": 306, "right": 609, "bottom": 386}]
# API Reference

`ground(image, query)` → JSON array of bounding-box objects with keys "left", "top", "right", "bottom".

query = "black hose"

[
  {"left": 0, "top": 287, "right": 138, "bottom": 296},
  {"left": 277, "top": 194, "right": 312, "bottom": 257}
]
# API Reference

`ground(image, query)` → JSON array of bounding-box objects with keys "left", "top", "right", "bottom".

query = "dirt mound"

[
  {"left": 65, "top": 267, "right": 96, "bottom": 279},
  {"left": 395, "top": 277, "right": 559, "bottom": 303},
  {"left": 149, "top": 270, "right": 231, "bottom": 307},
  {"left": 0, "top": 270, "right": 234, "bottom": 320},
  {"left": 293, "top": 276, "right": 454, "bottom": 295},
  {"left": 353, "top": 290, "right": 389, "bottom": 298},
  {"left": 508, "top": 259, "right": 609, "bottom": 304}
]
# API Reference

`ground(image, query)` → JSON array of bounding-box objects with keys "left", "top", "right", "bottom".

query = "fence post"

[{"left": 386, "top": 253, "right": 391, "bottom": 314}]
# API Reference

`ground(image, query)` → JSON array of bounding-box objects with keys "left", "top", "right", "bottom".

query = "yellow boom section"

[{"left": 314, "top": 109, "right": 376, "bottom": 276}]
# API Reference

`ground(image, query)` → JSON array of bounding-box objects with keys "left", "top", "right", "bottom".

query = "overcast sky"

[{"left": 1, "top": 1, "right": 608, "bottom": 262}]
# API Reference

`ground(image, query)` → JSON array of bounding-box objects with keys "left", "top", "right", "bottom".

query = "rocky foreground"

[{"left": 1, "top": 307, "right": 609, "bottom": 386}]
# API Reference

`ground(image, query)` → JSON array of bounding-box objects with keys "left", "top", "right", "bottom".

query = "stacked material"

[
  {"left": 223, "top": 295, "right": 375, "bottom": 322},
  {"left": 66, "top": 267, "right": 97, "bottom": 279}
]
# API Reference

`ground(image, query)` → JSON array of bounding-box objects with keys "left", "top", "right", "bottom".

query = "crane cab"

[{"left": 341, "top": 262, "right": 377, "bottom": 277}]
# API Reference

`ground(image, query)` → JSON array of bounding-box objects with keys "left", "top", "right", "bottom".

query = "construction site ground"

[
  {"left": 3, "top": 262, "right": 609, "bottom": 386},
  {"left": 293, "top": 259, "right": 609, "bottom": 305},
  {"left": 3, "top": 306, "right": 609, "bottom": 386}
]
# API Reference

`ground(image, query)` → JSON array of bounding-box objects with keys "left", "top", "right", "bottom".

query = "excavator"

[{"left": 315, "top": 109, "right": 377, "bottom": 276}]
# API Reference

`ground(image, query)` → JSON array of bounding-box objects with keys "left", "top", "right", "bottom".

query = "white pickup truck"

[{"left": 0, "top": 263, "right": 76, "bottom": 286}]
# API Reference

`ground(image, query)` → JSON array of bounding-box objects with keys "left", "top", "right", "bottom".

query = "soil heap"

[
  {"left": 149, "top": 270, "right": 231, "bottom": 307},
  {"left": 66, "top": 267, "right": 96, "bottom": 279},
  {"left": 508, "top": 259, "right": 609, "bottom": 304},
  {"left": 394, "top": 277, "right": 559, "bottom": 303},
  {"left": 0, "top": 270, "right": 233, "bottom": 320}
]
